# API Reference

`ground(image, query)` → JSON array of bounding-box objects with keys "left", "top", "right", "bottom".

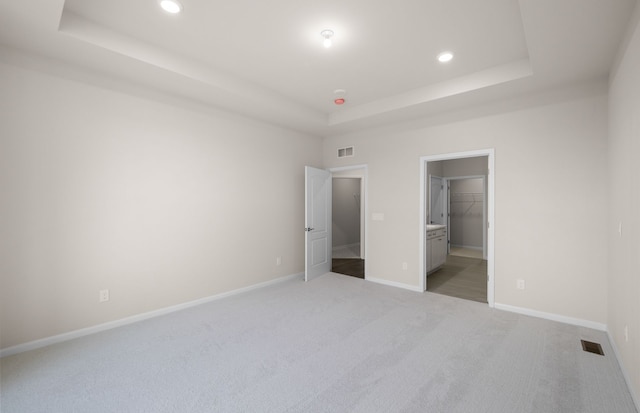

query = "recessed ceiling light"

[
  {"left": 160, "top": 0, "right": 183, "bottom": 14},
  {"left": 438, "top": 52, "right": 454, "bottom": 63}
]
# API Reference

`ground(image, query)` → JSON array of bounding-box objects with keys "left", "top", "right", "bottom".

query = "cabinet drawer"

[{"left": 427, "top": 228, "right": 447, "bottom": 239}]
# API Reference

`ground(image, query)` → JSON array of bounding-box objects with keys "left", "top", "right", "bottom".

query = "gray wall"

[
  {"left": 442, "top": 157, "right": 488, "bottom": 252},
  {"left": 449, "top": 178, "right": 484, "bottom": 249},
  {"left": 427, "top": 160, "right": 444, "bottom": 177},
  {"left": 442, "top": 157, "right": 488, "bottom": 177},
  {"left": 332, "top": 178, "right": 361, "bottom": 247},
  {"left": 608, "top": 3, "right": 640, "bottom": 402}
]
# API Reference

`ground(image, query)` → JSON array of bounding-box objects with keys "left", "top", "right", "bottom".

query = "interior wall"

[
  {"left": 323, "top": 82, "right": 609, "bottom": 325},
  {"left": 608, "top": 1, "right": 640, "bottom": 403},
  {"left": 440, "top": 156, "right": 488, "bottom": 254},
  {"left": 332, "top": 178, "right": 361, "bottom": 248},
  {"left": 0, "top": 61, "right": 322, "bottom": 350},
  {"left": 427, "top": 160, "right": 444, "bottom": 177},
  {"left": 331, "top": 168, "right": 366, "bottom": 259},
  {"left": 449, "top": 178, "right": 483, "bottom": 249},
  {"left": 442, "top": 157, "right": 488, "bottom": 177}
]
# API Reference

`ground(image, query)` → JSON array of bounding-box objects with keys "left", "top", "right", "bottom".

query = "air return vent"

[
  {"left": 581, "top": 340, "right": 604, "bottom": 356},
  {"left": 337, "top": 146, "right": 354, "bottom": 158}
]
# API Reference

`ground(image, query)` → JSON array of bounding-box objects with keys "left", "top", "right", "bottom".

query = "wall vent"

[
  {"left": 337, "top": 146, "right": 354, "bottom": 158},
  {"left": 581, "top": 340, "right": 604, "bottom": 356}
]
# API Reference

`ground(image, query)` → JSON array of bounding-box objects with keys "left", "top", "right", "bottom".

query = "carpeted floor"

[{"left": 1, "top": 273, "right": 637, "bottom": 413}]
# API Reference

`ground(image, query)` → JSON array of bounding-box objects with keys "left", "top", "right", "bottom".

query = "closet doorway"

[
  {"left": 419, "top": 150, "right": 495, "bottom": 306},
  {"left": 448, "top": 176, "right": 486, "bottom": 260},
  {"left": 330, "top": 166, "right": 367, "bottom": 279}
]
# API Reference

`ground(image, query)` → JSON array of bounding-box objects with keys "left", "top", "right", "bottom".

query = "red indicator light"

[{"left": 334, "top": 98, "right": 345, "bottom": 105}]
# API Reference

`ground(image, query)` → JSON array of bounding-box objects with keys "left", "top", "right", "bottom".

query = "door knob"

[{"left": 304, "top": 227, "right": 315, "bottom": 232}]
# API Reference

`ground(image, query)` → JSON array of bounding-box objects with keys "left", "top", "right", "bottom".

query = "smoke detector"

[{"left": 333, "top": 89, "right": 347, "bottom": 105}]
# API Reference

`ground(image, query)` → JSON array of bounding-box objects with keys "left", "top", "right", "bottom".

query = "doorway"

[
  {"left": 419, "top": 150, "right": 495, "bottom": 307},
  {"left": 330, "top": 166, "right": 367, "bottom": 279},
  {"left": 447, "top": 176, "right": 486, "bottom": 259}
]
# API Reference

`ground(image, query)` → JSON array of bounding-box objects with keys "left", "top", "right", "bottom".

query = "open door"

[
  {"left": 429, "top": 175, "right": 446, "bottom": 224},
  {"left": 305, "top": 166, "right": 332, "bottom": 281}
]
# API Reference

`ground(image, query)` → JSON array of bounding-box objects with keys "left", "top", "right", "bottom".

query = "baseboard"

[
  {"left": 494, "top": 303, "right": 607, "bottom": 331},
  {"left": 366, "top": 276, "right": 423, "bottom": 293},
  {"left": 332, "top": 242, "right": 360, "bottom": 249},
  {"left": 0, "top": 272, "right": 304, "bottom": 358},
  {"left": 450, "top": 244, "right": 482, "bottom": 251},
  {"left": 606, "top": 328, "right": 640, "bottom": 412}
]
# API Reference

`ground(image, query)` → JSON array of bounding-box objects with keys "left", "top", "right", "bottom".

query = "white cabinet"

[{"left": 427, "top": 226, "right": 447, "bottom": 273}]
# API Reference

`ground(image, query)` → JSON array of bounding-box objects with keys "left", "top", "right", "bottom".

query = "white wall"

[
  {"left": 608, "top": 1, "right": 640, "bottom": 402},
  {"left": 0, "top": 61, "right": 322, "bottom": 350},
  {"left": 323, "top": 82, "right": 609, "bottom": 325}
]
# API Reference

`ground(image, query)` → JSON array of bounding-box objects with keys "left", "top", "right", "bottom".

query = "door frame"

[
  {"left": 419, "top": 150, "right": 495, "bottom": 307},
  {"left": 329, "top": 164, "right": 368, "bottom": 279}
]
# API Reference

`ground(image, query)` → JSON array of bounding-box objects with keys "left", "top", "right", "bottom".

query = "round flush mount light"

[
  {"left": 321, "top": 29, "right": 334, "bottom": 48},
  {"left": 437, "top": 51, "right": 454, "bottom": 63},
  {"left": 160, "top": 0, "right": 183, "bottom": 14}
]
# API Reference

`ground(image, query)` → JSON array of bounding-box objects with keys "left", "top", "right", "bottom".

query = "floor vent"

[{"left": 581, "top": 340, "right": 604, "bottom": 356}]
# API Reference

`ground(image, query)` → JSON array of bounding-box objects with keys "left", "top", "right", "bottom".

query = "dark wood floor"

[
  {"left": 332, "top": 258, "right": 365, "bottom": 279},
  {"left": 427, "top": 255, "right": 487, "bottom": 303}
]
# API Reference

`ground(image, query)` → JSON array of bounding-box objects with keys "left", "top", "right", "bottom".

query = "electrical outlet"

[
  {"left": 99, "top": 289, "right": 109, "bottom": 303},
  {"left": 516, "top": 279, "right": 525, "bottom": 290},
  {"left": 276, "top": 256, "right": 282, "bottom": 266},
  {"left": 402, "top": 262, "right": 408, "bottom": 270},
  {"left": 624, "top": 325, "right": 629, "bottom": 342}
]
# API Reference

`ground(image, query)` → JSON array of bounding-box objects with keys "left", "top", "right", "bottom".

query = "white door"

[
  {"left": 430, "top": 176, "right": 446, "bottom": 225},
  {"left": 305, "top": 166, "right": 332, "bottom": 281}
]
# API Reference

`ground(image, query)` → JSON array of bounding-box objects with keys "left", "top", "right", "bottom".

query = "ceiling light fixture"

[
  {"left": 321, "top": 30, "right": 334, "bottom": 48},
  {"left": 437, "top": 51, "right": 454, "bottom": 63},
  {"left": 160, "top": 0, "right": 183, "bottom": 14}
]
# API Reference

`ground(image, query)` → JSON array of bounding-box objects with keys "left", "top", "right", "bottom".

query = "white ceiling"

[{"left": 0, "top": 0, "right": 636, "bottom": 136}]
